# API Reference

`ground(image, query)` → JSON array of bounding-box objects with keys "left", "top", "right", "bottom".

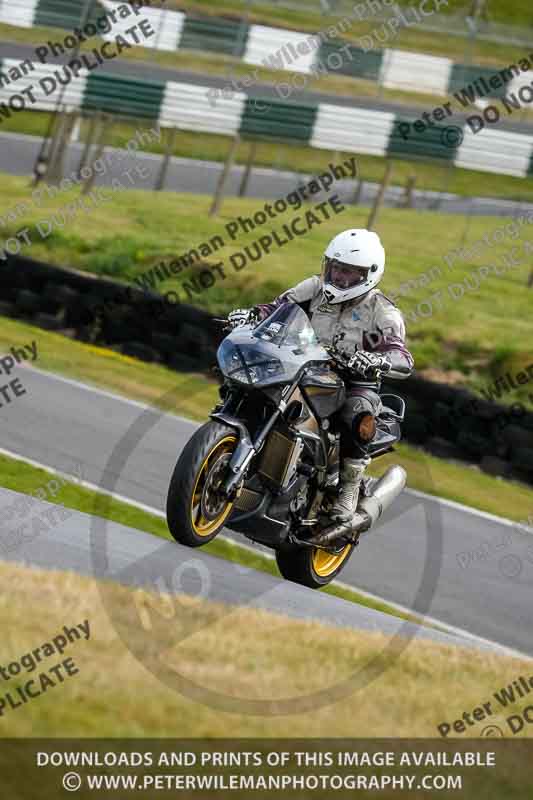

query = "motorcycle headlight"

[
  {"left": 217, "top": 340, "right": 284, "bottom": 385},
  {"left": 230, "top": 368, "right": 250, "bottom": 383},
  {"left": 248, "top": 359, "right": 283, "bottom": 383}
]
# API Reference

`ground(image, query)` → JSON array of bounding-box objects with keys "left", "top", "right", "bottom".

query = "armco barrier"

[
  {"left": 2, "top": 58, "right": 533, "bottom": 179},
  {"left": 1, "top": 1, "right": 531, "bottom": 104},
  {"left": 2, "top": 253, "right": 533, "bottom": 485}
]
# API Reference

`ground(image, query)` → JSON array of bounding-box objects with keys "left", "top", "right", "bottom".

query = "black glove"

[{"left": 347, "top": 350, "right": 392, "bottom": 379}]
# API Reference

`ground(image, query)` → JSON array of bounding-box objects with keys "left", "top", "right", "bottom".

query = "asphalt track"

[
  {"left": 1, "top": 362, "right": 532, "bottom": 657},
  {"left": 2, "top": 130, "right": 531, "bottom": 220},
  {"left": 0, "top": 484, "right": 499, "bottom": 651}
]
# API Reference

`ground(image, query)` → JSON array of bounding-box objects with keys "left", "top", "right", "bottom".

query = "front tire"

[
  {"left": 166, "top": 422, "right": 237, "bottom": 547},
  {"left": 275, "top": 542, "right": 353, "bottom": 589}
]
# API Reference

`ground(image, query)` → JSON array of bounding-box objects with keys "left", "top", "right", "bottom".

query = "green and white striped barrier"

[
  {"left": 2, "top": 0, "right": 531, "bottom": 104},
  {"left": 1, "top": 57, "right": 533, "bottom": 179}
]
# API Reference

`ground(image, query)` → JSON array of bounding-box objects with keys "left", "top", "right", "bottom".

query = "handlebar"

[{"left": 213, "top": 317, "right": 233, "bottom": 333}]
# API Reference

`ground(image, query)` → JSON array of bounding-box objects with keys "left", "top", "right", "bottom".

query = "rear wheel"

[
  {"left": 275, "top": 542, "right": 353, "bottom": 588},
  {"left": 166, "top": 422, "right": 237, "bottom": 547}
]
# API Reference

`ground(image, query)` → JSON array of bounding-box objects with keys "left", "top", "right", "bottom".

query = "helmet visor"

[{"left": 324, "top": 258, "right": 370, "bottom": 290}]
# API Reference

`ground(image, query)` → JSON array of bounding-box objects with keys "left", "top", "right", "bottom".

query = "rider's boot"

[{"left": 330, "top": 457, "right": 370, "bottom": 523}]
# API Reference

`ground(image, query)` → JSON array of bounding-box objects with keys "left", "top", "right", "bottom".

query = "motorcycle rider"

[{"left": 228, "top": 228, "right": 414, "bottom": 525}]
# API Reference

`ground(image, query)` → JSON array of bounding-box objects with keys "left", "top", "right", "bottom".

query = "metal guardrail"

[
  {"left": 1, "top": 57, "right": 532, "bottom": 179},
  {"left": 2, "top": 1, "right": 533, "bottom": 108}
]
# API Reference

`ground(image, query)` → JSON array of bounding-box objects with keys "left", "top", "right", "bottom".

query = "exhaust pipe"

[
  {"left": 357, "top": 465, "right": 407, "bottom": 533},
  {"left": 309, "top": 465, "right": 407, "bottom": 546}
]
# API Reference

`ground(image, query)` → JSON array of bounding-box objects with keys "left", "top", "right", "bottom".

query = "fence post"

[
  {"left": 81, "top": 114, "right": 114, "bottom": 195},
  {"left": 31, "top": 110, "right": 62, "bottom": 186},
  {"left": 460, "top": 196, "right": 476, "bottom": 247},
  {"left": 77, "top": 113, "right": 100, "bottom": 180},
  {"left": 367, "top": 161, "right": 393, "bottom": 230},
  {"left": 403, "top": 175, "right": 416, "bottom": 209},
  {"left": 209, "top": 134, "right": 240, "bottom": 218},
  {"left": 70, "top": 115, "right": 81, "bottom": 143},
  {"left": 238, "top": 140, "right": 257, "bottom": 197},
  {"left": 155, "top": 127, "right": 177, "bottom": 191},
  {"left": 352, "top": 178, "right": 363, "bottom": 205},
  {"left": 46, "top": 110, "right": 77, "bottom": 185}
]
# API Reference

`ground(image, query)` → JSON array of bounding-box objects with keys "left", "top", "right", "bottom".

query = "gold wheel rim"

[
  {"left": 312, "top": 544, "right": 352, "bottom": 578},
  {"left": 190, "top": 435, "right": 237, "bottom": 537}
]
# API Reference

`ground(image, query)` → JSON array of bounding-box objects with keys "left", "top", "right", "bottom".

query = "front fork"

[
  {"left": 210, "top": 409, "right": 283, "bottom": 497},
  {"left": 210, "top": 378, "right": 302, "bottom": 497},
  {"left": 210, "top": 413, "right": 256, "bottom": 496}
]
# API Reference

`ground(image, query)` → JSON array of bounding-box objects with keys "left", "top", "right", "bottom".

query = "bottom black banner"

[{"left": 0, "top": 738, "right": 530, "bottom": 798}]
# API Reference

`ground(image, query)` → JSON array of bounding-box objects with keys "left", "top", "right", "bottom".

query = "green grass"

[
  {"left": 2, "top": 558, "right": 532, "bottom": 747},
  {"left": 1, "top": 173, "right": 532, "bottom": 404},
  {"left": 1, "top": 315, "right": 532, "bottom": 525},
  {"left": 173, "top": 0, "right": 533, "bottom": 35},
  {"left": 0, "top": 447, "right": 427, "bottom": 626}
]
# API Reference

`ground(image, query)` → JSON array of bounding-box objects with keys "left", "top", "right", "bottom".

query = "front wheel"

[
  {"left": 275, "top": 542, "right": 353, "bottom": 589},
  {"left": 166, "top": 421, "right": 237, "bottom": 547}
]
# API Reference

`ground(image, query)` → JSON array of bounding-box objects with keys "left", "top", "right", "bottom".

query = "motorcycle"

[{"left": 166, "top": 303, "right": 407, "bottom": 589}]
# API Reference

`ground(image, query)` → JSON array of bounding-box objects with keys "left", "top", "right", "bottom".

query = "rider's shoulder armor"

[
  {"left": 371, "top": 290, "right": 404, "bottom": 319},
  {"left": 375, "top": 290, "right": 398, "bottom": 308},
  {"left": 286, "top": 275, "right": 322, "bottom": 305}
]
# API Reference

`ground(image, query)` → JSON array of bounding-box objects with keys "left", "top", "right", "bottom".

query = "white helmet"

[{"left": 322, "top": 229, "right": 385, "bottom": 304}]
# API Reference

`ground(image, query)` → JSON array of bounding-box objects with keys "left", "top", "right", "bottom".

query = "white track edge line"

[{"left": 0, "top": 446, "right": 529, "bottom": 661}]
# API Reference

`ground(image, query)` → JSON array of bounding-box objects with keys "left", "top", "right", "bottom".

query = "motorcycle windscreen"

[
  {"left": 218, "top": 303, "right": 329, "bottom": 387},
  {"left": 252, "top": 303, "right": 319, "bottom": 349}
]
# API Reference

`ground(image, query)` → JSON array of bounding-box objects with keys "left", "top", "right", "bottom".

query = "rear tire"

[
  {"left": 275, "top": 542, "right": 353, "bottom": 589},
  {"left": 166, "top": 422, "right": 237, "bottom": 547}
]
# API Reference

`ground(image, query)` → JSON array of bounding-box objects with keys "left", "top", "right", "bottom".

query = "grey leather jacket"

[{"left": 255, "top": 275, "right": 414, "bottom": 380}]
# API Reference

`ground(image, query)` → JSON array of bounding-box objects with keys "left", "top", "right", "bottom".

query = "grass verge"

[
  {"left": 1, "top": 175, "right": 532, "bottom": 404},
  {"left": 0, "top": 316, "right": 532, "bottom": 524},
  {"left": 0, "top": 450, "right": 427, "bottom": 625},
  {"left": 0, "top": 558, "right": 531, "bottom": 742}
]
